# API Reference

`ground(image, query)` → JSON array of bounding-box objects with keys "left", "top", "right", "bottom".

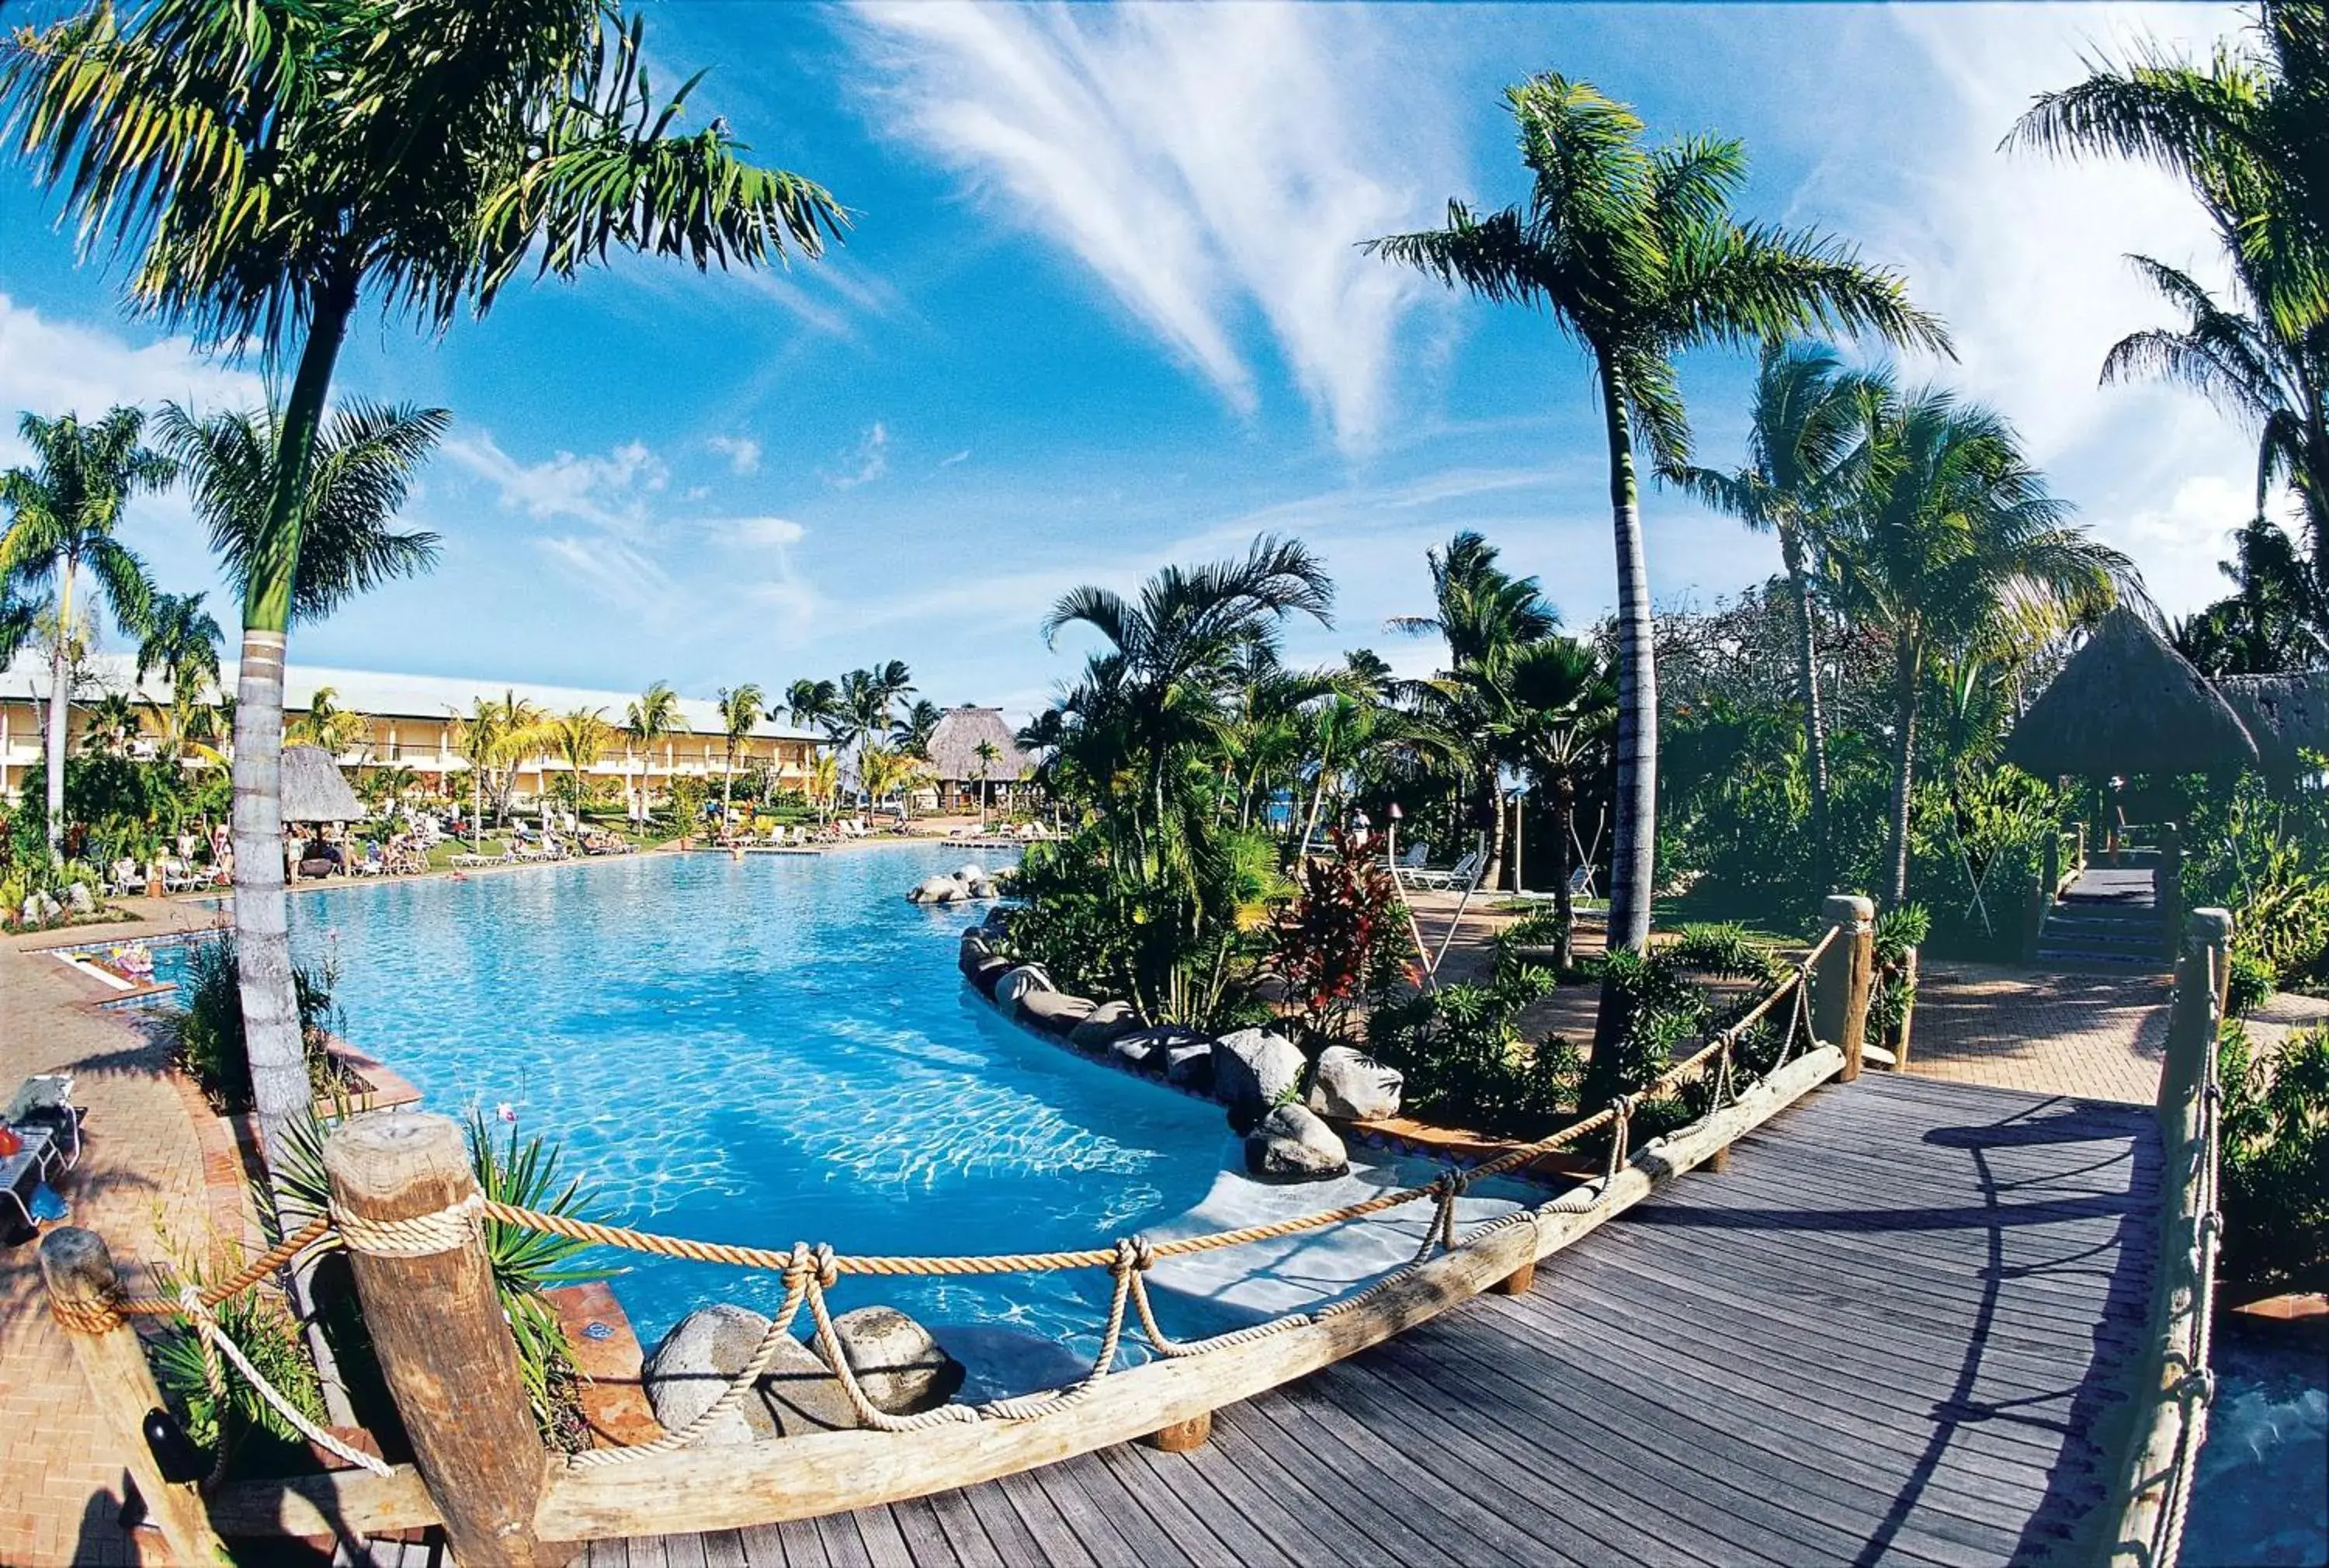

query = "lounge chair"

[
  {"left": 2, "top": 1126, "right": 60, "bottom": 1238},
  {"left": 161, "top": 858, "right": 204, "bottom": 893},
  {"left": 6, "top": 1074, "right": 80, "bottom": 1171},
  {"left": 1404, "top": 848, "right": 1483, "bottom": 893},
  {"left": 1385, "top": 844, "right": 1430, "bottom": 883}
]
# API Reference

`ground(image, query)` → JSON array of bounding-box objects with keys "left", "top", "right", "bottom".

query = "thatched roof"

[
  {"left": 280, "top": 744, "right": 365, "bottom": 821},
  {"left": 924, "top": 706, "right": 1030, "bottom": 783},
  {"left": 2002, "top": 608, "right": 2258, "bottom": 777},
  {"left": 2216, "top": 671, "right": 2329, "bottom": 781}
]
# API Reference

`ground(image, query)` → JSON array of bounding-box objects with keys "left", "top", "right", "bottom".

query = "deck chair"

[
  {"left": 5, "top": 1075, "right": 80, "bottom": 1171},
  {"left": 1407, "top": 849, "right": 1483, "bottom": 892}
]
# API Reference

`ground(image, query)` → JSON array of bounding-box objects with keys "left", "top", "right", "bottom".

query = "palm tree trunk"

[
  {"left": 1598, "top": 357, "right": 1657, "bottom": 954},
  {"left": 1551, "top": 775, "right": 1578, "bottom": 971},
  {"left": 1479, "top": 766, "right": 1507, "bottom": 892},
  {"left": 1780, "top": 526, "right": 1831, "bottom": 896},
  {"left": 1884, "top": 637, "right": 1921, "bottom": 907},
  {"left": 42, "top": 553, "right": 73, "bottom": 849}
]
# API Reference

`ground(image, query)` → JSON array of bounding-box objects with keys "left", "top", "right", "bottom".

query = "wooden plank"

[
  {"left": 882, "top": 1495, "right": 967, "bottom": 1568},
  {"left": 812, "top": 1511, "right": 876, "bottom": 1568},
  {"left": 921, "top": 1488, "right": 1005, "bottom": 1568},
  {"left": 701, "top": 1531, "right": 751, "bottom": 1568},
  {"left": 835, "top": 1506, "right": 916, "bottom": 1568},
  {"left": 1022, "top": 1459, "right": 1174, "bottom": 1568},
  {"left": 1213, "top": 1383, "right": 1469, "bottom": 1566},
  {"left": 1091, "top": 1432, "right": 1296, "bottom": 1567}
]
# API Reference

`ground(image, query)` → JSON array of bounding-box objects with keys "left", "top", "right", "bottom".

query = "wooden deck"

[{"left": 358, "top": 1072, "right": 2164, "bottom": 1567}]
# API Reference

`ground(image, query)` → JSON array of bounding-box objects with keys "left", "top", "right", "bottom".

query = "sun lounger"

[
  {"left": 1403, "top": 848, "right": 1483, "bottom": 892},
  {"left": 2, "top": 1126, "right": 59, "bottom": 1238},
  {"left": 5, "top": 1076, "right": 79, "bottom": 1171}
]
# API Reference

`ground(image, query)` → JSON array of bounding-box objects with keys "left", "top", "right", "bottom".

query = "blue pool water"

[
  {"left": 235, "top": 848, "right": 1256, "bottom": 1352},
  {"left": 2184, "top": 1330, "right": 2329, "bottom": 1566}
]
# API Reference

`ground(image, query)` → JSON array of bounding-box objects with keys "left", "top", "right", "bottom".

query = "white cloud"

[
  {"left": 939, "top": 449, "right": 972, "bottom": 469},
  {"left": 850, "top": 2, "right": 1453, "bottom": 452},
  {"left": 707, "top": 435, "right": 762, "bottom": 475},
  {"left": 724, "top": 515, "right": 806, "bottom": 549},
  {"left": 0, "top": 293, "right": 260, "bottom": 465},
  {"left": 828, "top": 421, "right": 889, "bottom": 489},
  {"left": 446, "top": 433, "right": 669, "bottom": 534}
]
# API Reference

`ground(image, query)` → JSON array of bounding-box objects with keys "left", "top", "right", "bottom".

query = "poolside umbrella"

[
  {"left": 279, "top": 744, "right": 366, "bottom": 823},
  {"left": 2002, "top": 608, "right": 2258, "bottom": 779},
  {"left": 2216, "top": 671, "right": 2329, "bottom": 786}
]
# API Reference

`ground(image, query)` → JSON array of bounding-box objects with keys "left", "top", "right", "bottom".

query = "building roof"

[
  {"left": 2216, "top": 671, "right": 2329, "bottom": 782},
  {"left": 280, "top": 744, "right": 366, "bottom": 821},
  {"left": 0, "top": 651, "right": 827, "bottom": 744},
  {"left": 923, "top": 706, "right": 1032, "bottom": 783},
  {"left": 2001, "top": 608, "right": 2258, "bottom": 778}
]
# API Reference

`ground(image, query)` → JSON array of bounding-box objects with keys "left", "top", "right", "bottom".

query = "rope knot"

[
  {"left": 49, "top": 1288, "right": 126, "bottom": 1336},
  {"left": 1110, "top": 1235, "right": 1157, "bottom": 1275},
  {"left": 783, "top": 1241, "right": 838, "bottom": 1289},
  {"left": 1432, "top": 1167, "right": 1470, "bottom": 1202}
]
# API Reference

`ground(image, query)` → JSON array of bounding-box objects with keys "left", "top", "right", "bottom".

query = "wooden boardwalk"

[{"left": 507, "top": 1072, "right": 2159, "bottom": 1568}]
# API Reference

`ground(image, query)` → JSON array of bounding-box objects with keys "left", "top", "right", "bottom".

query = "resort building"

[
  {"left": 922, "top": 705, "right": 1035, "bottom": 813},
  {"left": 0, "top": 651, "right": 827, "bottom": 806}
]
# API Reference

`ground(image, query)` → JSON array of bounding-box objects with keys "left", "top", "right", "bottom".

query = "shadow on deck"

[{"left": 387, "top": 1072, "right": 2162, "bottom": 1568}]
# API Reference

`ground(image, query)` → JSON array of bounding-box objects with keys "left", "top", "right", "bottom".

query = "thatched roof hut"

[
  {"left": 280, "top": 744, "right": 365, "bottom": 821},
  {"left": 2002, "top": 608, "right": 2258, "bottom": 778},
  {"left": 2216, "top": 671, "right": 2329, "bottom": 782},
  {"left": 923, "top": 706, "right": 1030, "bottom": 785}
]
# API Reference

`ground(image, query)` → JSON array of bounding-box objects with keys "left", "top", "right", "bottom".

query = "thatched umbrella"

[
  {"left": 2003, "top": 608, "right": 2258, "bottom": 777},
  {"left": 279, "top": 744, "right": 366, "bottom": 823},
  {"left": 2217, "top": 671, "right": 2329, "bottom": 784}
]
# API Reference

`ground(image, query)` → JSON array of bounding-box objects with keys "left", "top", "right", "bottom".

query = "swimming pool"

[{"left": 238, "top": 847, "right": 1441, "bottom": 1364}]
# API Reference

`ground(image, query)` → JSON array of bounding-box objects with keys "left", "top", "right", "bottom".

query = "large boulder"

[
  {"left": 909, "top": 875, "right": 967, "bottom": 905},
  {"left": 1212, "top": 1028, "right": 1307, "bottom": 1120},
  {"left": 993, "top": 965, "right": 1056, "bottom": 1017},
  {"left": 1164, "top": 1039, "right": 1216, "bottom": 1093},
  {"left": 66, "top": 883, "right": 95, "bottom": 914},
  {"left": 1307, "top": 1046, "right": 1404, "bottom": 1122},
  {"left": 1067, "top": 1001, "right": 1144, "bottom": 1053},
  {"left": 957, "top": 930, "right": 996, "bottom": 978},
  {"left": 1018, "top": 990, "right": 1097, "bottom": 1037},
  {"left": 953, "top": 863, "right": 986, "bottom": 885},
  {"left": 967, "top": 956, "right": 1013, "bottom": 997},
  {"left": 825, "top": 1306, "right": 964, "bottom": 1415},
  {"left": 1243, "top": 1103, "right": 1349, "bottom": 1181},
  {"left": 643, "top": 1304, "right": 857, "bottom": 1444}
]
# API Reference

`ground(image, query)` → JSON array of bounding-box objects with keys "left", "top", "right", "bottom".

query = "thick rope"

[
  {"left": 106, "top": 1218, "right": 338, "bottom": 1320},
  {"left": 332, "top": 1194, "right": 484, "bottom": 1258},
  {"left": 173, "top": 1285, "right": 393, "bottom": 1479}
]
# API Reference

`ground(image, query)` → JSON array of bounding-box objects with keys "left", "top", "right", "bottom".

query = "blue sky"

[{"left": 0, "top": 2, "right": 2271, "bottom": 721}]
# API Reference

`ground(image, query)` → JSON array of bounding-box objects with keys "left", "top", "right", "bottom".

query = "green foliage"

[
  {"left": 466, "top": 1109, "right": 606, "bottom": 1448},
  {"left": 2228, "top": 951, "right": 2278, "bottom": 1019},
  {"left": 159, "top": 938, "right": 344, "bottom": 1112},
  {"left": 1367, "top": 967, "right": 1575, "bottom": 1139},
  {"left": 148, "top": 1276, "right": 327, "bottom": 1467},
  {"left": 662, "top": 774, "right": 709, "bottom": 837},
  {"left": 2218, "top": 1023, "right": 2329, "bottom": 1295},
  {"left": 1275, "top": 828, "right": 1406, "bottom": 1043},
  {"left": 2188, "top": 779, "right": 2329, "bottom": 989},
  {"left": 1869, "top": 903, "right": 1931, "bottom": 1046}
]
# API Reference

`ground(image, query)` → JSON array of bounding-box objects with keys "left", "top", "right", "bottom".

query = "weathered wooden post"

[
  {"left": 1143, "top": 1412, "right": 1214, "bottom": 1452},
  {"left": 38, "top": 1227, "right": 229, "bottom": 1566},
  {"left": 2157, "top": 822, "right": 2185, "bottom": 964},
  {"left": 2159, "top": 908, "right": 2230, "bottom": 1133},
  {"left": 325, "top": 1112, "right": 571, "bottom": 1567},
  {"left": 1892, "top": 947, "right": 1920, "bottom": 1070},
  {"left": 1814, "top": 894, "right": 1876, "bottom": 1082}
]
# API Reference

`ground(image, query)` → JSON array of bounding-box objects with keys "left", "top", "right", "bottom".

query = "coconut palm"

[
  {"left": 5, "top": 0, "right": 844, "bottom": 1183},
  {"left": 0, "top": 585, "right": 33, "bottom": 678},
  {"left": 78, "top": 690, "right": 144, "bottom": 755},
  {"left": 973, "top": 737, "right": 1001, "bottom": 824},
  {"left": 715, "top": 683, "right": 764, "bottom": 818},
  {"left": 892, "top": 698, "right": 942, "bottom": 758},
  {"left": 0, "top": 407, "right": 170, "bottom": 848},
  {"left": 623, "top": 681, "right": 680, "bottom": 824},
  {"left": 1508, "top": 636, "right": 1617, "bottom": 968},
  {"left": 1369, "top": 74, "right": 1947, "bottom": 953},
  {"left": 785, "top": 677, "right": 842, "bottom": 734},
  {"left": 1668, "top": 341, "right": 1873, "bottom": 894},
  {"left": 549, "top": 707, "right": 612, "bottom": 817},
  {"left": 858, "top": 742, "right": 912, "bottom": 819},
  {"left": 134, "top": 588, "right": 223, "bottom": 737},
  {"left": 451, "top": 692, "right": 552, "bottom": 849},
  {"left": 287, "top": 685, "right": 370, "bottom": 759},
  {"left": 807, "top": 750, "right": 841, "bottom": 826},
  {"left": 1825, "top": 386, "right": 2129, "bottom": 904}
]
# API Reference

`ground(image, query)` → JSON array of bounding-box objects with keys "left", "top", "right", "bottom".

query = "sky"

[{"left": 0, "top": 2, "right": 2277, "bottom": 724}]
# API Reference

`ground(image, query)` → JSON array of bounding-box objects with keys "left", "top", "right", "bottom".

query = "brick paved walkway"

[
  {"left": 1, "top": 899, "right": 251, "bottom": 1568},
  {"left": 1902, "top": 959, "right": 2171, "bottom": 1105}
]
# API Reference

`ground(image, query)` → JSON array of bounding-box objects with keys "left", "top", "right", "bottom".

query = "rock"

[
  {"left": 642, "top": 1304, "right": 846, "bottom": 1444},
  {"left": 1018, "top": 990, "right": 1097, "bottom": 1037},
  {"left": 1067, "top": 1001, "right": 1143, "bottom": 1053},
  {"left": 1105, "top": 1024, "right": 1206, "bottom": 1076},
  {"left": 1164, "top": 1040, "right": 1215, "bottom": 1092},
  {"left": 957, "top": 931, "right": 996, "bottom": 978},
  {"left": 1109, "top": 1034, "right": 1164, "bottom": 1074},
  {"left": 826, "top": 1306, "right": 964, "bottom": 1415},
  {"left": 1212, "top": 1027, "right": 1307, "bottom": 1119},
  {"left": 66, "top": 883, "right": 94, "bottom": 914},
  {"left": 968, "top": 956, "right": 1013, "bottom": 997},
  {"left": 1307, "top": 1045, "right": 1404, "bottom": 1122},
  {"left": 981, "top": 905, "right": 1012, "bottom": 932},
  {"left": 967, "top": 879, "right": 999, "bottom": 900},
  {"left": 1244, "top": 1102, "right": 1349, "bottom": 1181},
  {"left": 953, "top": 863, "right": 986, "bottom": 885},
  {"left": 909, "top": 875, "right": 966, "bottom": 905},
  {"left": 993, "top": 965, "right": 1055, "bottom": 1017}
]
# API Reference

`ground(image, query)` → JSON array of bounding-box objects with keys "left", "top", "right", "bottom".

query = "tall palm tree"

[
  {"left": 5, "top": 0, "right": 844, "bottom": 1186},
  {"left": 786, "top": 677, "right": 842, "bottom": 734},
  {"left": 1369, "top": 73, "right": 1947, "bottom": 953},
  {"left": 623, "top": 681, "right": 680, "bottom": 824},
  {"left": 134, "top": 588, "right": 223, "bottom": 738},
  {"left": 807, "top": 749, "right": 841, "bottom": 826},
  {"left": 286, "top": 684, "right": 370, "bottom": 758},
  {"left": 973, "top": 737, "right": 1001, "bottom": 824},
  {"left": 1508, "top": 636, "right": 1617, "bottom": 969},
  {"left": 892, "top": 698, "right": 943, "bottom": 758},
  {"left": 1669, "top": 340, "right": 1871, "bottom": 895},
  {"left": 715, "top": 682, "right": 764, "bottom": 817},
  {"left": 0, "top": 407, "right": 170, "bottom": 848},
  {"left": 1390, "top": 531, "right": 1557, "bottom": 890},
  {"left": 1825, "top": 387, "right": 2129, "bottom": 904},
  {"left": 549, "top": 706, "right": 611, "bottom": 817}
]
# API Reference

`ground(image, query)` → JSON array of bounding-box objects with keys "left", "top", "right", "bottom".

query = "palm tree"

[
  {"left": 287, "top": 685, "right": 370, "bottom": 759},
  {"left": 5, "top": 0, "right": 843, "bottom": 1188},
  {"left": 0, "top": 407, "right": 170, "bottom": 848},
  {"left": 786, "top": 677, "right": 843, "bottom": 734},
  {"left": 549, "top": 706, "right": 612, "bottom": 817},
  {"left": 450, "top": 692, "right": 552, "bottom": 848},
  {"left": 859, "top": 742, "right": 910, "bottom": 819},
  {"left": 134, "top": 588, "right": 224, "bottom": 737},
  {"left": 1825, "top": 386, "right": 2129, "bottom": 904},
  {"left": 807, "top": 750, "right": 841, "bottom": 826},
  {"left": 623, "top": 681, "right": 680, "bottom": 824},
  {"left": 1669, "top": 341, "right": 1872, "bottom": 895},
  {"left": 1369, "top": 73, "right": 1948, "bottom": 953},
  {"left": 715, "top": 683, "right": 764, "bottom": 819},
  {"left": 892, "top": 698, "right": 943, "bottom": 758},
  {"left": 78, "top": 690, "right": 144, "bottom": 755},
  {"left": 1508, "top": 636, "right": 1617, "bottom": 969},
  {"left": 973, "top": 737, "right": 1001, "bottom": 824}
]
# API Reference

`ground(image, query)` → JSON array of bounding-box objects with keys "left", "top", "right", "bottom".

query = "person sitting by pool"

[{"left": 300, "top": 832, "right": 345, "bottom": 878}]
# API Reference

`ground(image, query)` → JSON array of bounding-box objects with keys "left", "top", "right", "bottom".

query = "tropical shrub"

[
  {"left": 159, "top": 938, "right": 346, "bottom": 1112},
  {"left": 1869, "top": 903, "right": 1931, "bottom": 1049},
  {"left": 2218, "top": 1023, "right": 2329, "bottom": 1296},
  {"left": 1367, "top": 966, "right": 1577, "bottom": 1139},
  {"left": 148, "top": 1275, "right": 328, "bottom": 1471},
  {"left": 1274, "top": 828, "right": 1406, "bottom": 1043},
  {"left": 2187, "top": 780, "right": 2329, "bottom": 993}
]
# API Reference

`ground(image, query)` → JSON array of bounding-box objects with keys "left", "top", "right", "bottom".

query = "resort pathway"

[
  {"left": 1903, "top": 960, "right": 2171, "bottom": 1105},
  {"left": 0, "top": 899, "right": 249, "bottom": 1568},
  {"left": 581, "top": 1070, "right": 2161, "bottom": 1568}
]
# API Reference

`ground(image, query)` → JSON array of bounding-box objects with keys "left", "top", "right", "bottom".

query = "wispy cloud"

[
  {"left": 828, "top": 421, "right": 890, "bottom": 489},
  {"left": 849, "top": 2, "right": 1453, "bottom": 452},
  {"left": 0, "top": 293, "right": 260, "bottom": 465},
  {"left": 447, "top": 432, "right": 669, "bottom": 535},
  {"left": 939, "top": 448, "right": 972, "bottom": 469},
  {"left": 707, "top": 435, "right": 762, "bottom": 475}
]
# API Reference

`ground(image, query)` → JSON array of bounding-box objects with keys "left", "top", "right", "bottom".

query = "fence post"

[
  {"left": 2160, "top": 908, "right": 2230, "bottom": 1133},
  {"left": 1814, "top": 894, "right": 1876, "bottom": 1082},
  {"left": 2158, "top": 823, "right": 2185, "bottom": 964},
  {"left": 325, "top": 1112, "right": 570, "bottom": 1567},
  {"left": 38, "top": 1226, "right": 230, "bottom": 1566},
  {"left": 1893, "top": 947, "right": 1920, "bottom": 1070}
]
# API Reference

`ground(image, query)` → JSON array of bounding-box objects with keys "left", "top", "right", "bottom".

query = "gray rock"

[
  {"left": 1109, "top": 1034, "right": 1163, "bottom": 1074},
  {"left": 1018, "top": 990, "right": 1097, "bottom": 1037},
  {"left": 755, "top": 1334, "right": 862, "bottom": 1437},
  {"left": 993, "top": 965, "right": 1055, "bottom": 1017},
  {"left": 968, "top": 956, "right": 1013, "bottom": 997},
  {"left": 1244, "top": 1102, "right": 1349, "bottom": 1181},
  {"left": 1213, "top": 1027, "right": 1307, "bottom": 1119},
  {"left": 66, "top": 883, "right": 94, "bottom": 914},
  {"left": 910, "top": 875, "right": 966, "bottom": 904},
  {"left": 967, "top": 879, "right": 999, "bottom": 900},
  {"left": 1307, "top": 1045, "right": 1404, "bottom": 1122},
  {"left": 826, "top": 1306, "right": 964, "bottom": 1415},
  {"left": 1164, "top": 1040, "right": 1215, "bottom": 1091},
  {"left": 1067, "top": 1001, "right": 1143, "bottom": 1053},
  {"left": 953, "top": 862, "right": 986, "bottom": 885},
  {"left": 958, "top": 931, "right": 996, "bottom": 978},
  {"left": 643, "top": 1304, "right": 780, "bottom": 1445}
]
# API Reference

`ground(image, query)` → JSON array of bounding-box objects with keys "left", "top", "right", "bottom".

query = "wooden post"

[
  {"left": 38, "top": 1227, "right": 229, "bottom": 1566},
  {"left": 1143, "top": 1411, "right": 1213, "bottom": 1452},
  {"left": 2157, "top": 822, "right": 2185, "bottom": 963},
  {"left": 1490, "top": 1258, "right": 1537, "bottom": 1293},
  {"left": 1893, "top": 947, "right": 1920, "bottom": 1069},
  {"left": 2160, "top": 908, "right": 2231, "bottom": 1133},
  {"left": 1704, "top": 1143, "right": 1731, "bottom": 1174},
  {"left": 1814, "top": 894, "right": 1876, "bottom": 1083},
  {"left": 325, "top": 1112, "right": 571, "bottom": 1567}
]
